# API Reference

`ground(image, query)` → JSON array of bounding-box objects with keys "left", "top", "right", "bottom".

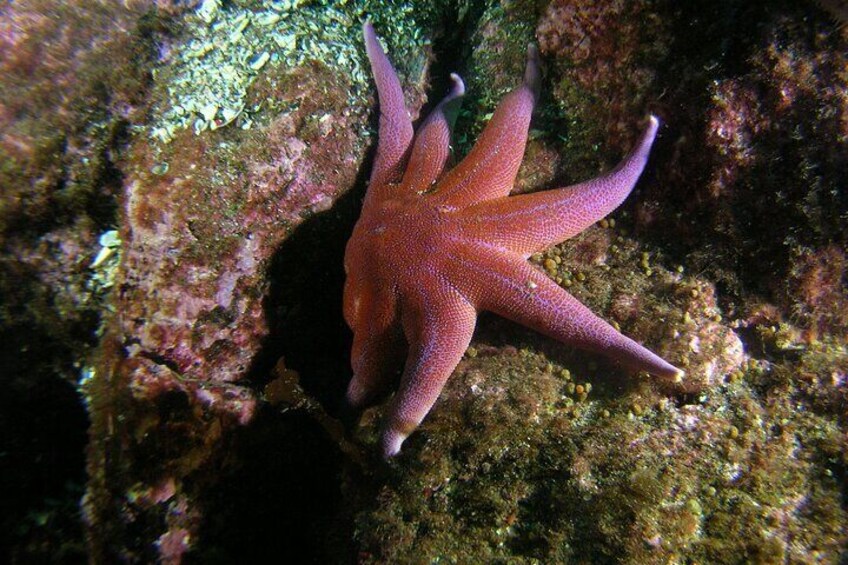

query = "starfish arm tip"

[
  {"left": 362, "top": 20, "right": 379, "bottom": 59},
  {"left": 617, "top": 113, "right": 659, "bottom": 174},
  {"left": 448, "top": 73, "right": 466, "bottom": 97},
  {"left": 382, "top": 428, "right": 407, "bottom": 459},
  {"left": 346, "top": 376, "right": 369, "bottom": 408},
  {"left": 652, "top": 356, "right": 685, "bottom": 382},
  {"left": 527, "top": 43, "right": 540, "bottom": 62},
  {"left": 647, "top": 114, "right": 660, "bottom": 135}
]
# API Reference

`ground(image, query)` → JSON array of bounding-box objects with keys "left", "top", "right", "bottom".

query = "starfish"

[{"left": 344, "top": 22, "right": 683, "bottom": 458}]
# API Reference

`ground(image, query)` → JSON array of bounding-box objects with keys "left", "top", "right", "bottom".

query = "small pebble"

[{"left": 687, "top": 499, "right": 702, "bottom": 515}]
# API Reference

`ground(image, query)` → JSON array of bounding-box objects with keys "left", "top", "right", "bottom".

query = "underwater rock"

[
  {"left": 537, "top": 0, "right": 848, "bottom": 340},
  {"left": 343, "top": 1, "right": 847, "bottom": 562},
  {"left": 84, "top": 2, "right": 430, "bottom": 562},
  {"left": 0, "top": 0, "right": 161, "bottom": 559},
  {"left": 3, "top": 0, "right": 845, "bottom": 562}
]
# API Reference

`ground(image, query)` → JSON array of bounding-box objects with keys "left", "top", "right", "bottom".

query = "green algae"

[
  {"left": 344, "top": 183, "right": 843, "bottom": 562},
  {"left": 351, "top": 338, "right": 846, "bottom": 562}
]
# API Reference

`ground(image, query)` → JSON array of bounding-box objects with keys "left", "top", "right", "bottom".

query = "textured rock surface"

[
  {"left": 2, "top": 0, "right": 846, "bottom": 562},
  {"left": 0, "top": 0, "right": 159, "bottom": 559},
  {"left": 83, "top": 2, "right": 429, "bottom": 562}
]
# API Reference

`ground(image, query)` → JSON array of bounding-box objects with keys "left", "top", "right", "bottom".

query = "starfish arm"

[
  {"left": 400, "top": 73, "right": 465, "bottom": 194},
  {"left": 344, "top": 252, "right": 404, "bottom": 406},
  {"left": 455, "top": 116, "right": 660, "bottom": 255},
  {"left": 363, "top": 21, "right": 414, "bottom": 192},
  {"left": 452, "top": 248, "right": 683, "bottom": 379},
  {"left": 382, "top": 281, "right": 476, "bottom": 457},
  {"left": 345, "top": 295, "right": 405, "bottom": 409},
  {"left": 435, "top": 44, "right": 541, "bottom": 207},
  {"left": 347, "top": 321, "right": 405, "bottom": 409}
]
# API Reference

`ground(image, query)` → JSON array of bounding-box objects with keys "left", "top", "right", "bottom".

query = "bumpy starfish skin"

[{"left": 345, "top": 22, "right": 683, "bottom": 457}]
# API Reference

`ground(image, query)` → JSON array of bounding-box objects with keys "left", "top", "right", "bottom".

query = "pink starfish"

[{"left": 344, "top": 22, "right": 683, "bottom": 457}]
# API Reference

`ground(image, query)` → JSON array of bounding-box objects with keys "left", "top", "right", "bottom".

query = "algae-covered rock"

[
  {"left": 350, "top": 319, "right": 845, "bottom": 563},
  {"left": 83, "top": 1, "right": 431, "bottom": 562},
  {"left": 0, "top": 0, "right": 161, "bottom": 559},
  {"left": 3, "top": 0, "right": 846, "bottom": 562}
]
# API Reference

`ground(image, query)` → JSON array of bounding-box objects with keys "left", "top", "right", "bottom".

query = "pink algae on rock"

[
  {"left": 119, "top": 62, "right": 362, "bottom": 385},
  {"left": 536, "top": 0, "right": 667, "bottom": 156},
  {"left": 73, "top": 4, "right": 430, "bottom": 559},
  {"left": 535, "top": 1, "right": 848, "bottom": 343},
  {"left": 787, "top": 244, "right": 848, "bottom": 339}
]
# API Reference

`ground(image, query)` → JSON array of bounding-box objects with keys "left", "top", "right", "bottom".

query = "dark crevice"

[
  {"left": 245, "top": 170, "right": 364, "bottom": 412},
  {"left": 0, "top": 322, "right": 89, "bottom": 563},
  {"left": 416, "top": 1, "right": 487, "bottom": 119},
  {"left": 201, "top": 164, "right": 368, "bottom": 562},
  {"left": 138, "top": 350, "right": 182, "bottom": 374},
  {"left": 188, "top": 408, "right": 346, "bottom": 564}
]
